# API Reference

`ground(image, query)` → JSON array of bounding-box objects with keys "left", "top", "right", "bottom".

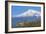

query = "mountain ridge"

[{"left": 13, "top": 9, "right": 41, "bottom": 17}]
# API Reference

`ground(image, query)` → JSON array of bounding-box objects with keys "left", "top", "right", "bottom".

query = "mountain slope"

[{"left": 15, "top": 9, "right": 41, "bottom": 18}]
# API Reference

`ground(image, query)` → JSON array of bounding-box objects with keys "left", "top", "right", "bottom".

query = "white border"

[{"left": 8, "top": 2, "right": 44, "bottom": 32}]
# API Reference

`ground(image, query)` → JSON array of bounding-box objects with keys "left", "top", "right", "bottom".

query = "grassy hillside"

[{"left": 16, "top": 20, "right": 41, "bottom": 27}]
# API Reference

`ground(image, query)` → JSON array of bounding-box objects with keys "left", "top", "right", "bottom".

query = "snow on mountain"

[{"left": 15, "top": 9, "right": 41, "bottom": 17}]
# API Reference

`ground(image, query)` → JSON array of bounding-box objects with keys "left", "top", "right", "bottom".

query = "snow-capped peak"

[{"left": 15, "top": 9, "right": 41, "bottom": 17}]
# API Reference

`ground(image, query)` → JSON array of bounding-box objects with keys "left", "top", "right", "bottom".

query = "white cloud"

[{"left": 14, "top": 9, "right": 41, "bottom": 17}]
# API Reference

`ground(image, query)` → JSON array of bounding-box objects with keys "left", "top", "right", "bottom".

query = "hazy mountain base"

[
  {"left": 12, "top": 17, "right": 41, "bottom": 28},
  {"left": 15, "top": 21, "right": 41, "bottom": 28}
]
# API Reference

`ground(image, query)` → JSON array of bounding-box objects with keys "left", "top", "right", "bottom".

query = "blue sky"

[{"left": 11, "top": 6, "right": 41, "bottom": 17}]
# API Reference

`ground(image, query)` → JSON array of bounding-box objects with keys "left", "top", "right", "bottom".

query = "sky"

[{"left": 11, "top": 6, "right": 41, "bottom": 17}]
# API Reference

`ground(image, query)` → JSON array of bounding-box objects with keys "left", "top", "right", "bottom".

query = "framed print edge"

[
  {"left": 5, "top": 1, "right": 45, "bottom": 33},
  {"left": 5, "top": 1, "right": 8, "bottom": 33}
]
